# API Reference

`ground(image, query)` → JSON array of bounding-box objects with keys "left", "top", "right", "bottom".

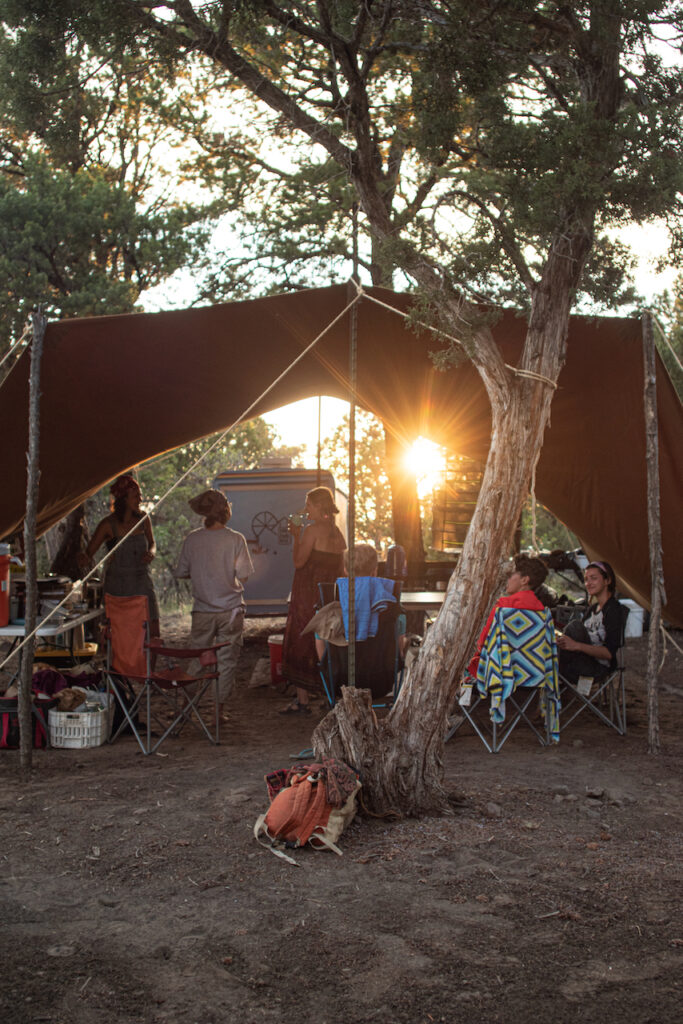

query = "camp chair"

[
  {"left": 447, "top": 607, "right": 560, "bottom": 753},
  {"left": 104, "top": 594, "right": 229, "bottom": 755},
  {"left": 316, "top": 579, "right": 406, "bottom": 709},
  {"left": 558, "top": 603, "right": 629, "bottom": 736}
]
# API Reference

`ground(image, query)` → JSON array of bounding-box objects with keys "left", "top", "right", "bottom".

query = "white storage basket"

[{"left": 48, "top": 697, "right": 113, "bottom": 749}]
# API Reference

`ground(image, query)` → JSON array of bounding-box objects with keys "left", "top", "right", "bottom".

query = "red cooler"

[
  {"left": 267, "top": 634, "right": 284, "bottom": 685},
  {"left": 0, "top": 546, "right": 10, "bottom": 628}
]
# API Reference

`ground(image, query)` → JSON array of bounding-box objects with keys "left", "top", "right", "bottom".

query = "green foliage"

[
  {"left": 520, "top": 499, "right": 579, "bottom": 554},
  {"left": 0, "top": 153, "right": 210, "bottom": 347},
  {"left": 400, "top": 1, "right": 683, "bottom": 310},
  {"left": 192, "top": 157, "right": 361, "bottom": 304},
  {"left": 320, "top": 411, "right": 394, "bottom": 553},
  {"left": 13, "top": 2, "right": 682, "bottom": 321},
  {"left": 0, "top": 4, "right": 224, "bottom": 352},
  {"left": 79, "top": 4, "right": 683, "bottom": 317}
]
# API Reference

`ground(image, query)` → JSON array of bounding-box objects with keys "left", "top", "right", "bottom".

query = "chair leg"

[
  {"left": 160, "top": 678, "right": 220, "bottom": 749},
  {"left": 317, "top": 661, "right": 336, "bottom": 709},
  {"left": 446, "top": 697, "right": 496, "bottom": 753},
  {"left": 107, "top": 675, "right": 150, "bottom": 755},
  {"left": 146, "top": 682, "right": 152, "bottom": 753},
  {"left": 489, "top": 691, "right": 547, "bottom": 752},
  {"left": 610, "top": 671, "right": 627, "bottom": 735},
  {"left": 559, "top": 673, "right": 626, "bottom": 735},
  {"left": 451, "top": 687, "right": 550, "bottom": 753}
]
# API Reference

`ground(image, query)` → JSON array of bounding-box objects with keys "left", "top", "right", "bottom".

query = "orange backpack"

[{"left": 254, "top": 761, "right": 361, "bottom": 860}]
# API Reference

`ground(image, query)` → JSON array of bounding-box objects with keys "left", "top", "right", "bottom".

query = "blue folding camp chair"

[{"left": 447, "top": 606, "right": 560, "bottom": 753}]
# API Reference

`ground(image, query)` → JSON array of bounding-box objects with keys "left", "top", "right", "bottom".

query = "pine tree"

[{"left": 0, "top": 4, "right": 224, "bottom": 352}]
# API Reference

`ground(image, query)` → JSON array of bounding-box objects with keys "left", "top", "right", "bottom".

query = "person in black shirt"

[{"left": 557, "top": 560, "right": 622, "bottom": 683}]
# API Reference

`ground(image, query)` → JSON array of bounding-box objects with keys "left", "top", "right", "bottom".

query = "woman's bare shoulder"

[
  {"left": 333, "top": 526, "right": 347, "bottom": 551},
  {"left": 88, "top": 513, "right": 115, "bottom": 547}
]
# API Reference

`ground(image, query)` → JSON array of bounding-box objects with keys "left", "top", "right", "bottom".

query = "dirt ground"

[{"left": 1, "top": 615, "right": 681, "bottom": 1024}]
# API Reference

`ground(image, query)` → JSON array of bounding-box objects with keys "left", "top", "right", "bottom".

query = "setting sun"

[{"left": 403, "top": 437, "right": 447, "bottom": 498}]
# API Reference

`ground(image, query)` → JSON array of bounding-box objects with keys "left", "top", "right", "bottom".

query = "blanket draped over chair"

[{"left": 477, "top": 607, "right": 560, "bottom": 744}]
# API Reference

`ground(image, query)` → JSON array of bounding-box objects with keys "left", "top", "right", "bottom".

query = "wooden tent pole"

[
  {"left": 19, "top": 310, "right": 46, "bottom": 773},
  {"left": 316, "top": 395, "right": 322, "bottom": 486},
  {"left": 347, "top": 204, "right": 359, "bottom": 686},
  {"left": 642, "top": 312, "right": 665, "bottom": 755}
]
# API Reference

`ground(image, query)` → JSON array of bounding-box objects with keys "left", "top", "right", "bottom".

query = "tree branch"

[{"left": 129, "top": 0, "right": 357, "bottom": 173}]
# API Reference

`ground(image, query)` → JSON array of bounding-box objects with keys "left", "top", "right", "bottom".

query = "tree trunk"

[
  {"left": 315, "top": 372, "right": 556, "bottom": 813},
  {"left": 315, "top": 234, "right": 591, "bottom": 815},
  {"left": 20, "top": 312, "right": 46, "bottom": 774},
  {"left": 48, "top": 505, "right": 88, "bottom": 580},
  {"left": 642, "top": 313, "right": 665, "bottom": 755}
]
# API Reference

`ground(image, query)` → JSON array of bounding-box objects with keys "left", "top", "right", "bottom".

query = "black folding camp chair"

[
  {"left": 316, "top": 579, "right": 405, "bottom": 709},
  {"left": 558, "top": 603, "right": 629, "bottom": 735}
]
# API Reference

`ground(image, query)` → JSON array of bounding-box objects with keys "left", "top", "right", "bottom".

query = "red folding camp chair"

[{"left": 104, "top": 595, "right": 230, "bottom": 755}]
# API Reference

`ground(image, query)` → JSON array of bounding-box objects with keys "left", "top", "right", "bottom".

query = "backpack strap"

[
  {"left": 293, "top": 776, "right": 331, "bottom": 845},
  {"left": 307, "top": 831, "right": 343, "bottom": 856},
  {"left": 252, "top": 818, "right": 299, "bottom": 866}
]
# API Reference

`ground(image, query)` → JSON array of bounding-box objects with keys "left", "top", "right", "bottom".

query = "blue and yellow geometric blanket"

[{"left": 476, "top": 607, "right": 560, "bottom": 743}]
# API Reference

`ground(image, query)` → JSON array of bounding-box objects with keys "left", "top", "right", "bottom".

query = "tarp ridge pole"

[
  {"left": 20, "top": 309, "right": 47, "bottom": 773},
  {"left": 642, "top": 312, "right": 666, "bottom": 755}
]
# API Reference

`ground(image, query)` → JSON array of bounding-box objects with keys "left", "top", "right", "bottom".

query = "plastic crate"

[{"left": 48, "top": 700, "right": 113, "bottom": 749}]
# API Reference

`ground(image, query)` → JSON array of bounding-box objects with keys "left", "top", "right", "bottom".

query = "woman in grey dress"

[{"left": 80, "top": 474, "right": 160, "bottom": 637}]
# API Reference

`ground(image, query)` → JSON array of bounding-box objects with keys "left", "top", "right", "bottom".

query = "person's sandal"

[{"left": 278, "top": 700, "right": 312, "bottom": 716}]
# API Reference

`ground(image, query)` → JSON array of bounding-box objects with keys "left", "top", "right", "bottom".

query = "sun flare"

[{"left": 403, "top": 437, "right": 447, "bottom": 498}]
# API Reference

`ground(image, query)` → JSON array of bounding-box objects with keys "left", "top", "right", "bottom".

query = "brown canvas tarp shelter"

[{"left": 0, "top": 284, "right": 681, "bottom": 625}]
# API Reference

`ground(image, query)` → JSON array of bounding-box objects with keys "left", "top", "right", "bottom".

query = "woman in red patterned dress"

[{"left": 279, "top": 486, "right": 346, "bottom": 714}]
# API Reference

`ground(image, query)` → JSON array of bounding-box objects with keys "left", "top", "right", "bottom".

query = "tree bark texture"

[
  {"left": 642, "top": 314, "right": 665, "bottom": 755},
  {"left": 20, "top": 312, "right": 46, "bottom": 774},
  {"left": 47, "top": 506, "right": 88, "bottom": 580}
]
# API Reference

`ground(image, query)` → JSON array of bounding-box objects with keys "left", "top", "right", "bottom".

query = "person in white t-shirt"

[{"left": 175, "top": 489, "right": 253, "bottom": 722}]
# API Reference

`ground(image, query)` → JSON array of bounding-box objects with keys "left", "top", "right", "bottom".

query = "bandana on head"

[
  {"left": 188, "top": 489, "right": 229, "bottom": 519},
  {"left": 110, "top": 474, "right": 140, "bottom": 499}
]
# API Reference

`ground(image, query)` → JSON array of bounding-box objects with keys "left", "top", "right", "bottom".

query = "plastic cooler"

[
  {"left": 619, "top": 598, "right": 645, "bottom": 638},
  {"left": 267, "top": 634, "right": 284, "bottom": 684},
  {"left": 0, "top": 543, "right": 10, "bottom": 628}
]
